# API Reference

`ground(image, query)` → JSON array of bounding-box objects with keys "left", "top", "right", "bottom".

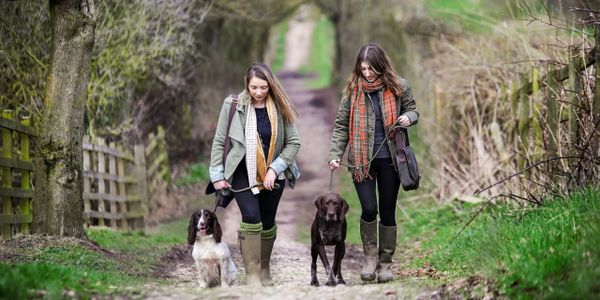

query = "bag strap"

[
  {"left": 222, "top": 94, "right": 238, "bottom": 166},
  {"left": 394, "top": 127, "right": 410, "bottom": 162}
]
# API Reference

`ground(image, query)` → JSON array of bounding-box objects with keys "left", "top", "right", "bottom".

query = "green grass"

[
  {"left": 0, "top": 263, "right": 129, "bottom": 300},
  {"left": 422, "top": 0, "right": 550, "bottom": 33},
  {"left": 398, "top": 187, "right": 600, "bottom": 298},
  {"left": 271, "top": 20, "right": 288, "bottom": 74},
  {"left": 0, "top": 242, "right": 141, "bottom": 300},
  {"left": 338, "top": 171, "right": 362, "bottom": 245},
  {"left": 87, "top": 218, "right": 187, "bottom": 253},
  {"left": 175, "top": 162, "right": 209, "bottom": 186},
  {"left": 300, "top": 15, "right": 334, "bottom": 89},
  {"left": 32, "top": 245, "right": 122, "bottom": 273},
  {"left": 1, "top": 218, "right": 190, "bottom": 299}
]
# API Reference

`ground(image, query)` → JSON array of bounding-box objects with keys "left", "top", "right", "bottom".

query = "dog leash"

[
  {"left": 212, "top": 182, "right": 282, "bottom": 213},
  {"left": 328, "top": 121, "right": 409, "bottom": 193}
]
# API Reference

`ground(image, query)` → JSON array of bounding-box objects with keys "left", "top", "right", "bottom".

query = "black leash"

[
  {"left": 328, "top": 121, "right": 409, "bottom": 193},
  {"left": 213, "top": 182, "right": 281, "bottom": 213}
]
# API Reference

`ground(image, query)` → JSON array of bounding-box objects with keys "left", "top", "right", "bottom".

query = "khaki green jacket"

[
  {"left": 209, "top": 92, "right": 301, "bottom": 186},
  {"left": 328, "top": 77, "right": 418, "bottom": 172}
]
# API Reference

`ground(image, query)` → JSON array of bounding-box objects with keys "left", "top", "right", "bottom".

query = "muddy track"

[
  {"left": 149, "top": 73, "right": 379, "bottom": 299},
  {"left": 148, "top": 8, "right": 430, "bottom": 299},
  {"left": 148, "top": 73, "right": 427, "bottom": 298}
]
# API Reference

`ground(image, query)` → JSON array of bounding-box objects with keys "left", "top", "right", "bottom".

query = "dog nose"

[{"left": 326, "top": 213, "right": 337, "bottom": 221}]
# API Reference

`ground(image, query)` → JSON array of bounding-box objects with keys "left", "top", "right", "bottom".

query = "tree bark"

[{"left": 33, "top": 0, "right": 95, "bottom": 237}]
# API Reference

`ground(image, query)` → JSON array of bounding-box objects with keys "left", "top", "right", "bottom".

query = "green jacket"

[
  {"left": 209, "top": 92, "right": 301, "bottom": 186},
  {"left": 328, "top": 77, "right": 419, "bottom": 172}
]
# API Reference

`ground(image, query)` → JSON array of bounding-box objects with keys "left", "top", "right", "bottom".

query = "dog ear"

[
  {"left": 314, "top": 195, "right": 323, "bottom": 209},
  {"left": 341, "top": 198, "right": 349, "bottom": 216},
  {"left": 314, "top": 195, "right": 325, "bottom": 216},
  {"left": 188, "top": 212, "right": 197, "bottom": 245},
  {"left": 212, "top": 212, "right": 223, "bottom": 243}
]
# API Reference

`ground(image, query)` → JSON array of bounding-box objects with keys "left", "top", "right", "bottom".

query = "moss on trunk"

[{"left": 33, "top": 0, "right": 96, "bottom": 237}]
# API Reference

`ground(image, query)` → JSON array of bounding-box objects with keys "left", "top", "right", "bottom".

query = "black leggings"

[
  {"left": 353, "top": 157, "right": 400, "bottom": 226},
  {"left": 231, "top": 160, "right": 285, "bottom": 230}
]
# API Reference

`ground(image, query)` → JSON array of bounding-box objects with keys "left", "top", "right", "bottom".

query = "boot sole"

[
  {"left": 377, "top": 277, "right": 393, "bottom": 283},
  {"left": 360, "top": 274, "right": 376, "bottom": 281}
]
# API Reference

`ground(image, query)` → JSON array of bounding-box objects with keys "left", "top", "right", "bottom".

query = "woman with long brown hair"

[
  {"left": 328, "top": 43, "right": 418, "bottom": 283},
  {"left": 209, "top": 63, "right": 301, "bottom": 286}
]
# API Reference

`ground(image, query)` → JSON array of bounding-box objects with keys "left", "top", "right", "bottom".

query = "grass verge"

[
  {"left": 396, "top": 187, "right": 600, "bottom": 298},
  {"left": 0, "top": 217, "right": 190, "bottom": 299},
  {"left": 270, "top": 20, "right": 288, "bottom": 74},
  {"left": 0, "top": 263, "right": 131, "bottom": 300},
  {"left": 299, "top": 15, "right": 334, "bottom": 89},
  {"left": 175, "top": 162, "right": 209, "bottom": 186}
]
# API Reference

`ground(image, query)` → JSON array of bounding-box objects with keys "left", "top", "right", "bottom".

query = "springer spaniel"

[{"left": 187, "top": 209, "right": 237, "bottom": 288}]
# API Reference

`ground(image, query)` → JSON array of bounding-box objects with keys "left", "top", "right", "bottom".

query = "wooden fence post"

[
  {"left": 531, "top": 67, "right": 544, "bottom": 161},
  {"left": 1, "top": 110, "right": 13, "bottom": 239},
  {"left": 20, "top": 116, "right": 31, "bottom": 233},
  {"left": 108, "top": 142, "right": 118, "bottom": 228},
  {"left": 134, "top": 145, "right": 148, "bottom": 227},
  {"left": 568, "top": 46, "right": 581, "bottom": 149},
  {"left": 546, "top": 73, "right": 559, "bottom": 160},
  {"left": 116, "top": 145, "right": 128, "bottom": 230},
  {"left": 517, "top": 83, "right": 530, "bottom": 170},
  {"left": 97, "top": 137, "right": 106, "bottom": 227},
  {"left": 157, "top": 126, "right": 171, "bottom": 184}
]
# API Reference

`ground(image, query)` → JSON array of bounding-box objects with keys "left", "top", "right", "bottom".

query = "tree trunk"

[
  {"left": 594, "top": 25, "right": 600, "bottom": 159},
  {"left": 33, "top": 0, "right": 95, "bottom": 237}
]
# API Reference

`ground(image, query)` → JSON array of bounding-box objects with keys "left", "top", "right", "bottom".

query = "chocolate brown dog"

[{"left": 310, "top": 192, "right": 349, "bottom": 286}]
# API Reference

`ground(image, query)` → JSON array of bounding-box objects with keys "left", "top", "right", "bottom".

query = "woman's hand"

[
  {"left": 263, "top": 168, "right": 277, "bottom": 191},
  {"left": 329, "top": 159, "right": 340, "bottom": 170},
  {"left": 213, "top": 180, "right": 231, "bottom": 190},
  {"left": 397, "top": 115, "right": 411, "bottom": 127}
]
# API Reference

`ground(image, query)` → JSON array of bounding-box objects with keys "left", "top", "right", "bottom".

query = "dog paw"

[
  {"left": 325, "top": 279, "right": 337, "bottom": 286},
  {"left": 310, "top": 279, "right": 319, "bottom": 286},
  {"left": 337, "top": 278, "right": 346, "bottom": 285}
]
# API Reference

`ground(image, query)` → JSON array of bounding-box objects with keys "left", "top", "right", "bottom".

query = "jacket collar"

[{"left": 236, "top": 91, "right": 251, "bottom": 112}]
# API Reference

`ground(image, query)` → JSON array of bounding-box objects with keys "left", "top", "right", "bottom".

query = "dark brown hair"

[
  {"left": 245, "top": 63, "right": 297, "bottom": 123},
  {"left": 343, "top": 43, "right": 403, "bottom": 99}
]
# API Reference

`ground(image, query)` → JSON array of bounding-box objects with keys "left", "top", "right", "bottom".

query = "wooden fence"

[
  {"left": 510, "top": 44, "right": 598, "bottom": 170},
  {"left": 82, "top": 126, "right": 170, "bottom": 230},
  {"left": 0, "top": 119, "right": 171, "bottom": 238},
  {"left": 144, "top": 126, "right": 170, "bottom": 213},
  {"left": 82, "top": 137, "right": 148, "bottom": 230},
  {"left": 0, "top": 110, "right": 34, "bottom": 239}
]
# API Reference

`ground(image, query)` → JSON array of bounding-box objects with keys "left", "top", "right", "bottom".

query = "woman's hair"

[
  {"left": 342, "top": 43, "right": 403, "bottom": 99},
  {"left": 245, "top": 63, "right": 297, "bottom": 123}
]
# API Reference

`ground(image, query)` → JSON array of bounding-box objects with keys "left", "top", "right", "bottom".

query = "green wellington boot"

[
  {"left": 360, "top": 219, "right": 379, "bottom": 281},
  {"left": 260, "top": 225, "right": 277, "bottom": 286},
  {"left": 238, "top": 222, "right": 263, "bottom": 287},
  {"left": 377, "top": 223, "right": 397, "bottom": 283}
]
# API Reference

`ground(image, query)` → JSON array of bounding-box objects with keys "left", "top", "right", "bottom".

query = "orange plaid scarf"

[{"left": 349, "top": 77, "right": 397, "bottom": 182}]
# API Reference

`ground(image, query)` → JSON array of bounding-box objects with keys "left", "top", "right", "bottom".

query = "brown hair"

[
  {"left": 342, "top": 43, "right": 403, "bottom": 99},
  {"left": 245, "top": 63, "right": 297, "bottom": 124}
]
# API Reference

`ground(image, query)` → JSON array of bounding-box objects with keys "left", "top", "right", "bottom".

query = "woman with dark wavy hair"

[
  {"left": 209, "top": 63, "right": 301, "bottom": 286},
  {"left": 328, "top": 43, "right": 418, "bottom": 283}
]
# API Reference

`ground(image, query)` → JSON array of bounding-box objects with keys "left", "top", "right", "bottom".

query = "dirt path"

[
  {"left": 149, "top": 7, "right": 430, "bottom": 300},
  {"left": 218, "top": 5, "right": 322, "bottom": 245}
]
